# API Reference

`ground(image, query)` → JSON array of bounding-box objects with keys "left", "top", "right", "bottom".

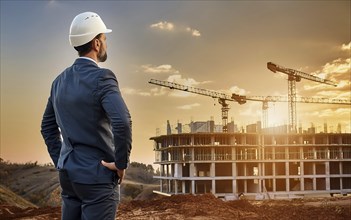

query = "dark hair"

[{"left": 74, "top": 34, "right": 102, "bottom": 56}]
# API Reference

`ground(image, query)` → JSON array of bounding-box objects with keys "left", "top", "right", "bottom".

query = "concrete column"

[
  {"left": 300, "top": 162, "right": 304, "bottom": 191},
  {"left": 191, "top": 147, "right": 195, "bottom": 161},
  {"left": 299, "top": 136, "right": 303, "bottom": 144},
  {"left": 230, "top": 136, "right": 236, "bottom": 145},
  {"left": 210, "top": 162, "right": 215, "bottom": 177},
  {"left": 211, "top": 135, "right": 215, "bottom": 145},
  {"left": 313, "top": 147, "right": 317, "bottom": 159},
  {"left": 244, "top": 180, "right": 247, "bottom": 193},
  {"left": 232, "top": 160, "right": 237, "bottom": 176},
  {"left": 182, "top": 181, "right": 186, "bottom": 193},
  {"left": 313, "top": 178, "right": 316, "bottom": 191},
  {"left": 190, "top": 163, "right": 195, "bottom": 177},
  {"left": 191, "top": 180, "right": 195, "bottom": 194},
  {"left": 242, "top": 135, "right": 246, "bottom": 145},
  {"left": 286, "top": 162, "right": 290, "bottom": 192},
  {"left": 258, "top": 163, "right": 262, "bottom": 193},
  {"left": 160, "top": 180, "right": 163, "bottom": 192},
  {"left": 338, "top": 136, "right": 342, "bottom": 145},
  {"left": 175, "top": 180, "right": 178, "bottom": 194},
  {"left": 212, "top": 179, "right": 216, "bottom": 194},
  {"left": 233, "top": 179, "right": 236, "bottom": 194},
  {"left": 325, "top": 162, "right": 330, "bottom": 190}
]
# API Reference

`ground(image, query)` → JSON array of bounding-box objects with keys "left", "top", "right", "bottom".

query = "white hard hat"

[{"left": 69, "top": 12, "right": 112, "bottom": 47}]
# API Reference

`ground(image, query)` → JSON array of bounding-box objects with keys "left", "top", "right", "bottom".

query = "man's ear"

[{"left": 93, "top": 38, "right": 100, "bottom": 51}]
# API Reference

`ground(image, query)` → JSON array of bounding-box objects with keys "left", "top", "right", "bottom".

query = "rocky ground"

[{"left": 1, "top": 194, "right": 350, "bottom": 220}]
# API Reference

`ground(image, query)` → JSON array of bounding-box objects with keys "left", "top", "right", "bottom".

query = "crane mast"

[{"left": 267, "top": 62, "right": 337, "bottom": 132}]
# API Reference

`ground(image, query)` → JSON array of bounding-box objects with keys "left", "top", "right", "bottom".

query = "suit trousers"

[{"left": 59, "top": 169, "right": 120, "bottom": 220}]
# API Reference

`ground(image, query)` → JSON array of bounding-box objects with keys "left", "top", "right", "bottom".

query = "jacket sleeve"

[
  {"left": 41, "top": 95, "right": 62, "bottom": 167},
  {"left": 98, "top": 70, "right": 132, "bottom": 170}
]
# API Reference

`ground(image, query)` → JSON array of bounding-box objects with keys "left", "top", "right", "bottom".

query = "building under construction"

[{"left": 151, "top": 122, "right": 351, "bottom": 199}]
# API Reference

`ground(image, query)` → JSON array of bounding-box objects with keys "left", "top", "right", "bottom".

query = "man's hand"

[{"left": 101, "top": 160, "right": 125, "bottom": 184}]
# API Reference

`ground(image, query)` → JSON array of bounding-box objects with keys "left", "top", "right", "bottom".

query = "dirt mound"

[
  {"left": 0, "top": 205, "right": 61, "bottom": 220},
  {"left": 0, "top": 185, "right": 36, "bottom": 209},
  {"left": 1, "top": 194, "right": 350, "bottom": 220}
]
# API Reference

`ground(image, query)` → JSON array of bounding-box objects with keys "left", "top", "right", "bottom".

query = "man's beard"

[{"left": 97, "top": 47, "right": 107, "bottom": 62}]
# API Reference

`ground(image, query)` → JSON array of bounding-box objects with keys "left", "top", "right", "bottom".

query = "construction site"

[{"left": 149, "top": 62, "right": 351, "bottom": 200}]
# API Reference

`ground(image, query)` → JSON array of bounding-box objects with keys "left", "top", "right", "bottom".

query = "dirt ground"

[{"left": 1, "top": 194, "right": 350, "bottom": 220}]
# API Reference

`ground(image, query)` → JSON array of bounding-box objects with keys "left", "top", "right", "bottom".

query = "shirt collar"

[{"left": 78, "top": 57, "right": 98, "bottom": 65}]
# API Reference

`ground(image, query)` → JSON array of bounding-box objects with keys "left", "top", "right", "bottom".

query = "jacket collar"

[{"left": 73, "top": 57, "right": 99, "bottom": 67}]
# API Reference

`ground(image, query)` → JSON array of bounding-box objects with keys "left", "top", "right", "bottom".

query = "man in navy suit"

[{"left": 41, "top": 12, "right": 132, "bottom": 220}]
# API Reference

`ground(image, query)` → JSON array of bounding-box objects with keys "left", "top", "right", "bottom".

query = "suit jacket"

[{"left": 41, "top": 58, "right": 132, "bottom": 184}]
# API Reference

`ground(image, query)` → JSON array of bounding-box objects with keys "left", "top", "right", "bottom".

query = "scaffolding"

[{"left": 152, "top": 132, "right": 351, "bottom": 199}]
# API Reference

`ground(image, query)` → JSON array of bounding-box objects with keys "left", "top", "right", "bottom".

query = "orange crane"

[
  {"left": 267, "top": 62, "right": 337, "bottom": 132},
  {"left": 149, "top": 79, "right": 350, "bottom": 132}
]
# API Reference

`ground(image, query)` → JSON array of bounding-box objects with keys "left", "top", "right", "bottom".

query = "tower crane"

[
  {"left": 232, "top": 94, "right": 351, "bottom": 128},
  {"left": 149, "top": 79, "right": 350, "bottom": 132},
  {"left": 267, "top": 62, "right": 337, "bottom": 132},
  {"left": 149, "top": 79, "right": 235, "bottom": 132}
]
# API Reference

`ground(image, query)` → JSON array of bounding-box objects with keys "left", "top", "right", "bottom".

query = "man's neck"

[
  {"left": 79, "top": 56, "right": 98, "bottom": 64},
  {"left": 81, "top": 52, "right": 98, "bottom": 63}
]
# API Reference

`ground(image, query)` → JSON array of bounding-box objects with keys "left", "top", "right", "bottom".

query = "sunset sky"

[{"left": 1, "top": 0, "right": 350, "bottom": 166}]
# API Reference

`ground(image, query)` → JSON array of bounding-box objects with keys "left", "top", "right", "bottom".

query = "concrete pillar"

[
  {"left": 160, "top": 179, "right": 163, "bottom": 192},
  {"left": 258, "top": 163, "right": 262, "bottom": 193},
  {"left": 174, "top": 163, "right": 182, "bottom": 178},
  {"left": 175, "top": 180, "right": 178, "bottom": 194},
  {"left": 286, "top": 161, "right": 290, "bottom": 192},
  {"left": 191, "top": 180, "right": 195, "bottom": 194},
  {"left": 299, "top": 136, "right": 303, "bottom": 144},
  {"left": 212, "top": 179, "right": 216, "bottom": 194},
  {"left": 300, "top": 162, "right": 304, "bottom": 191},
  {"left": 313, "top": 147, "right": 317, "bottom": 159},
  {"left": 325, "top": 162, "right": 330, "bottom": 190},
  {"left": 210, "top": 162, "right": 215, "bottom": 177},
  {"left": 338, "top": 136, "right": 342, "bottom": 145},
  {"left": 182, "top": 181, "right": 186, "bottom": 193},
  {"left": 230, "top": 136, "right": 236, "bottom": 145},
  {"left": 313, "top": 178, "right": 316, "bottom": 191},
  {"left": 191, "top": 147, "right": 194, "bottom": 161},
  {"left": 244, "top": 180, "right": 247, "bottom": 193},
  {"left": 190, "top": 163, "right": 195, "bottom": 177},
  {"left": 211, "top": 135, "right": 215, "bottom": 145}
]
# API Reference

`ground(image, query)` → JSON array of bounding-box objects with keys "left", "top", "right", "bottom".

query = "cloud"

[
  {"left": 186, "top": 27, "right": 201, "bottom": 37},
  {"left": 177, "top": 103, "right": 201, "bottom": 110},
  {"left": 167, "top": 74, "right": 201, "bottom": 86},
  {"left": 150, "top": 87, "right": 167, "bottom": 96},
  {"left": 150, "top": 21, "right": 174, "bottom": 31},
  {"left": 141, "top": 64, "right": 179, "bottom": 74},
  {"left": 303, "top": 108, "right": 351, "bottom": 118},
  {"left": 321, "top": 58, "right": 350, "bottom": 79},
  {"left": 229, "top": 86, "right": 247, "bottom": 95},
  {"left": 150, "top": 21, "right": 201, "bottom": 37},
  {"left": 302, "top": 46, "right": 350, "bottom": 96},
  {"left": 121, "top": 87, "right": 151, "bottom": 96},
  {"left": 341, "top": 42, "right": 351, "bottom": 51}
]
